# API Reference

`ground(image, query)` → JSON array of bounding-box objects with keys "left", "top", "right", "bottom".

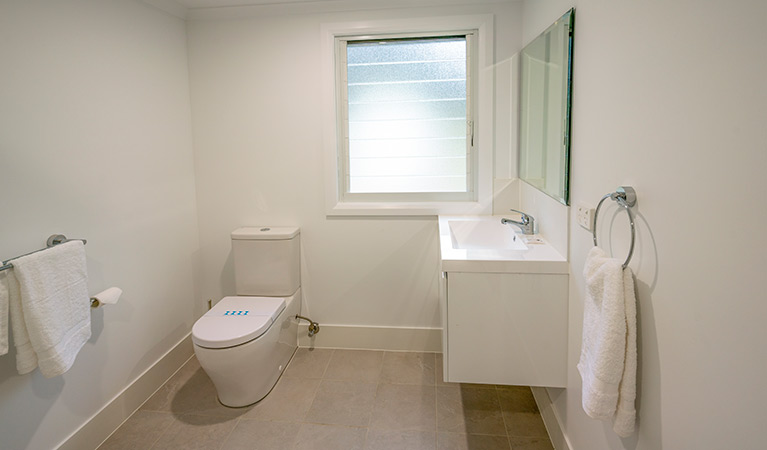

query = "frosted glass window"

[{"left": 340, "top": 37, "right": 472, "bottom": 195}]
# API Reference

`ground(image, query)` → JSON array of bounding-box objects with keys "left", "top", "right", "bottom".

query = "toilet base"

[{"left": 193, "top": 290, "right": 300, "bottom": 407}]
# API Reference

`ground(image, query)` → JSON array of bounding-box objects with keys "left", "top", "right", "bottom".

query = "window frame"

[{"left": 321, "top": 15, "right": 494, "bottom": 216}]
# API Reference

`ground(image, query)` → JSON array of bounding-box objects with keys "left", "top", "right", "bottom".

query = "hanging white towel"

[
  {"left": 0, "top": 271, "right": 9, "bottom": 356},
  {"left": 7, "top": 269, "right": 38, "bottom": 373},
  {"left": 10, "top": 241, "right": 91, "bottom": 377},
  {"left": 577, "top": 247, "right": 637, "bottom": 437}
]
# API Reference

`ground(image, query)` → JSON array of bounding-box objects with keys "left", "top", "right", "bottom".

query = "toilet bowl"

[{"left": 191, "top": 227, "right": 301, "bottom": 407}]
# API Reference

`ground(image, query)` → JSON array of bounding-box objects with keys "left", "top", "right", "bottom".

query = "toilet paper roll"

[{"left": 92, "top": 287, "right": 122, "bottom": 306}]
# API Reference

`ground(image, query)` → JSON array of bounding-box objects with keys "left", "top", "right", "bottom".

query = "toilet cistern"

[{"left": 501, "top": 209, "right": 536, "bottom": 235}]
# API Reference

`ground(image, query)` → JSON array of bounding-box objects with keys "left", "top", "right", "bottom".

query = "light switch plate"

[{"left": 576, "top": 202, "right": 594, "bottom": 231}]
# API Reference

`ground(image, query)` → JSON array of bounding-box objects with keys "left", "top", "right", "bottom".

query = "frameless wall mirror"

[{"left": 518, "top": 8, "right": 574, "bottom": 205}]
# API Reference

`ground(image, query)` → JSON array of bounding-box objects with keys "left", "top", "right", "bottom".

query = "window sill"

[{"left": 326, "top": 200, "right": 491, "bottom": 217}]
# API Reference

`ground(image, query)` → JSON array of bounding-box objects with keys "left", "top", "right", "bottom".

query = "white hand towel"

[
  {"left": 0, "top": 271, "right": 9, "bottom": 355},
  {"left": 11, "top": 241, "right": 91, "bottom": 378},
  {"left": 577, "top": 247, "right": 637, "bottom": 437},
  {"left": 7, "top": 270, "right": 38, "bottom": 373}
]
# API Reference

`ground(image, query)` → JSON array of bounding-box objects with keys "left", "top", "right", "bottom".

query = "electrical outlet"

[{"left": 576, "top": 202, "right": 595, "bottom": 231}]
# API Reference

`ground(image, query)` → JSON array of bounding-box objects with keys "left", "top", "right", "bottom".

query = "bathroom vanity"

[{"left": 438, "top": 215, "right": 568, "bottom": 388}]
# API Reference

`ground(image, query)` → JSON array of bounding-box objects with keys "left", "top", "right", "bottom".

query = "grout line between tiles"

[
  {"left": 149, "top": 412, "right": 177, "bottom": 450},
  {"left": 216, "top": 416, "right": 242, "bottom": 450}
]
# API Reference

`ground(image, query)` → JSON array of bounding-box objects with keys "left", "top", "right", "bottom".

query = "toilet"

[{"left": 192, "top": 226, "right": 301, "bottom": 407}]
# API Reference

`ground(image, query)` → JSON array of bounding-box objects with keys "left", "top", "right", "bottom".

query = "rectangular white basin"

[
  {"left": 448, "top": 218, "right": 528, "bottom": 250},
  {"left": 438, "top": 215, "right": 568, "bottom": 274}
]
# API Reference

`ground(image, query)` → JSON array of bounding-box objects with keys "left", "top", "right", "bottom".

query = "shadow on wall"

[
  {"left": 330, "top": 220, "right": 441, "bottom": 327},
  {"left": 219, "top": 250, "right": 236, "bottom": 300},
  {"left": 629, "top": 276, "right": 662, "bottom": 450},
  {"left": 0, "top": 348, "right": 63, "bottom": 449}
]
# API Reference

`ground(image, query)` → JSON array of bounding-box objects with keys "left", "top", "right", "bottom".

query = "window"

[
  {"left": 339, "top": 35, "right": 473, "bottom": 200},
  {"left": 322, "top": 16, "right": 494, "bottom": 215}
]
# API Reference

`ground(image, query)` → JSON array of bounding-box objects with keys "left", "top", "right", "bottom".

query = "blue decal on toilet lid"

[{"left": 224, "top": 310, "right": 249, "bottom": 316}]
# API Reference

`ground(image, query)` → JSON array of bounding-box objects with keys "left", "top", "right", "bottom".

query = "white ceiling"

[
  {"left": 144, "top": 0, "right": 518, "bottom": 19},
  {"left": 173, "top": 0, "right": 338, "bottom": 8}
]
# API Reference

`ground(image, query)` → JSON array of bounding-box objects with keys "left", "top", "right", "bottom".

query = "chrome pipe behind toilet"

[{"left": 295, "top": 315, "right": 320, "bottom": 337}]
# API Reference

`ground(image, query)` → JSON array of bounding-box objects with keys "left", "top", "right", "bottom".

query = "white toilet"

[{"left": 192, "top": 226, "right": 301, "bottom": 407}]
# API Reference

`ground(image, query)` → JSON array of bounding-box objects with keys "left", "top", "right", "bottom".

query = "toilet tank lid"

[{"left": 231, "top": 227, "right": 300, "bottom": 240}]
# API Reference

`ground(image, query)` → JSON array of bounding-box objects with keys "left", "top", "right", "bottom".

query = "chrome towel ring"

[{"left": 592, "top": 186, "right": 637, "bottom": 269}]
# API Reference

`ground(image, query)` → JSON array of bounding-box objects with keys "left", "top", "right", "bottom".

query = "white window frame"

[{"left": 321, "top": 15, "right": 494, "bottom": 216}]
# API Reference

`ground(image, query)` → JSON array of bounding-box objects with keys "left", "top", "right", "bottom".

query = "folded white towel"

[
  {"left": 11, "top": 241, "right": 91, "bottom": 377},
  {"left": 0, "top": 271, "right": 9, "bottom": 355},
  {"left": 577, "top": 247, "right": 637, "bottom": 437}
]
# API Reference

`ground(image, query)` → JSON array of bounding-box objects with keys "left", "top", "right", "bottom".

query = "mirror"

[{"left": 518, "top": 9, "right": 574, "bottom": 205}]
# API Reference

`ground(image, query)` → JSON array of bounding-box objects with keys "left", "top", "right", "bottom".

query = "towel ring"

[{"left": 592, "top": 186, "right": 637, "bottom": 269}]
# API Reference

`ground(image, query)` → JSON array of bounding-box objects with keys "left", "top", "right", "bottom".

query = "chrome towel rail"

[
  {"left": 0, "top": 234, "right": 87, "bottom": 272},
  {"left": 592, "top": 186, "right": 637, "bottom": 269}
]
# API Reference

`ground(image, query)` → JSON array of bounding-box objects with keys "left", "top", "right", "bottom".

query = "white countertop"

[{"left": 438, "top": 215, "right": 568, "bottom": 274}]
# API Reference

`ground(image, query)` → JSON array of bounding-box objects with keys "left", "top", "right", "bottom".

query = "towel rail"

[
  {"left": 592, "top": 186, "right": 637, "bottom": 269},
  {"left": 0, "top": 234, "right": 87, "bottom": 272}
]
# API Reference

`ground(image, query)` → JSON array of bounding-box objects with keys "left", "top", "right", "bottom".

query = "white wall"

[
  {"left": 0, "top": 1, "right": 198, "bottom": 449},
  {"left": 186, "top": 3, "right": 522, "bottom": 336},
  {"left": 522, "top": 1, "right": 767, "bottom": 449}
]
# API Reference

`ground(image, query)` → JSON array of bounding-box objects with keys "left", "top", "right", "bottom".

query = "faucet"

[{"left": 501, "top": 209, "right": 535, "bottom": 235}]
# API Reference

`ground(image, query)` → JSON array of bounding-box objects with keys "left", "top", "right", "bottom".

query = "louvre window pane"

[
  {"left": 349, "top": 99, "right": 466, "bottom": 121},
  {"left": 345, "top": 37, "right": 469, "bottom": 194},
  {"left": 350, "top": 176, "right": 467, "bottom": 193},
  {"left": 349, "top": 137, "right": 466, "bottom": 158}
]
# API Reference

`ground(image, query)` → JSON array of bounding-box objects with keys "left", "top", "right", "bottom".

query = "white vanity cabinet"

[
  {"left": 437, "top": 215, "right": 569, "bottom": 388},
  {"left": 441, "top": 271, "right": 568, "bottom": 387}
]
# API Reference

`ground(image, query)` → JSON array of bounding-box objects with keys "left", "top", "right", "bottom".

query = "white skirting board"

[
  {"left": 531, "top": 387, "right": 574, "bottom": 450},
  {"left": 298, "top": 324, "right": 442, "bottom": 352},
  {"left": 57, "top": 334, "right": 194, "bottom": 450}
]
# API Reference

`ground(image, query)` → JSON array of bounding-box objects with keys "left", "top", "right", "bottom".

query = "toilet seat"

[{"left": 192, "top": 296, "right": 286, "bottom": 349}]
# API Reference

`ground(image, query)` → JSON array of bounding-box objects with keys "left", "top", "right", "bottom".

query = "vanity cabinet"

[{"left": 441, "top": 271, "right": 568, "bottom": 388}]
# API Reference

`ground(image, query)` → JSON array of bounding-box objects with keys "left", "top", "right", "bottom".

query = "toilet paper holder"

[{"left": 90, "top": 287, "right": 122, "bottom": 308}]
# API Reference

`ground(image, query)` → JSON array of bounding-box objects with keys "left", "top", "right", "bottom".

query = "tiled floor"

[{"left": 98, "top": 349, "right": 555, "bottom": 450}]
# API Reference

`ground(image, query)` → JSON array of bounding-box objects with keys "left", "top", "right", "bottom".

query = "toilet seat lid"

[{"left": 192, "top": 296, "right": 286, "bottom": 349}]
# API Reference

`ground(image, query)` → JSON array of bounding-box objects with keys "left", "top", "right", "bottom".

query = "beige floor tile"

[
  {"left": 107, "top": 350, "right": 555, "bottom": 450},
  {"left": 323, "top": 349, "right": 383, "bottom": 382},
  {"left": 304, "top": 379, "right": 377, "bottom": 427},
  {"left": 369, "top": 383, "right": 436, "bottom": 431},
  {"left": 507, "top": 436, "right": 555, "bottom": 450},
  {"left": 502, "top": 412, "right": 548, "bottom": 438},
  {"left": 365, "top": 429, "right": 437, "bottom": 450},
  {"left": 436, "top": 386, "right": 466, "bottom": 433},
  {"left": 457, "top": 386, "right": 506, "bottom": 436},
  {"left": 283, "top": 348, "right": 334, "bottom": 379},
  {"left": 98, "top": 411, "right": 174, "bottom": 450},
  {"left": 293, "top": 423, "right": 367, "bottom": 450},
  {"left": 142, "top": 358, "right": 251, "bottom": 417},
  {"left": 437, "top": 432, "right": 511, "bottom": 450},
  {"left": 221, "top": 419, "right": 300, "bottom": 450},
  {"left": 141, "top": 357, "right": 201, "bottom": 411},
  {"left": 150, "top": 414, "right": 239, "bottom": 450},
  {"left": 380, "top": 352, "right": 435, "bottom": 385},
  {"left": 497, "top": 386, "right": 539, "bottom": 414},
  {"left": 243, "top": 377, "right": 320, "bottom": 421}
]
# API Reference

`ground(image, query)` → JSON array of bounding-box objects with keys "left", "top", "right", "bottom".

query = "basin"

[
  {"left": 438, "top": 215, "right": 567, "bottom": 273},
  {"left": 448, "top": 218, "right": 528, "bottom": 250}
]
